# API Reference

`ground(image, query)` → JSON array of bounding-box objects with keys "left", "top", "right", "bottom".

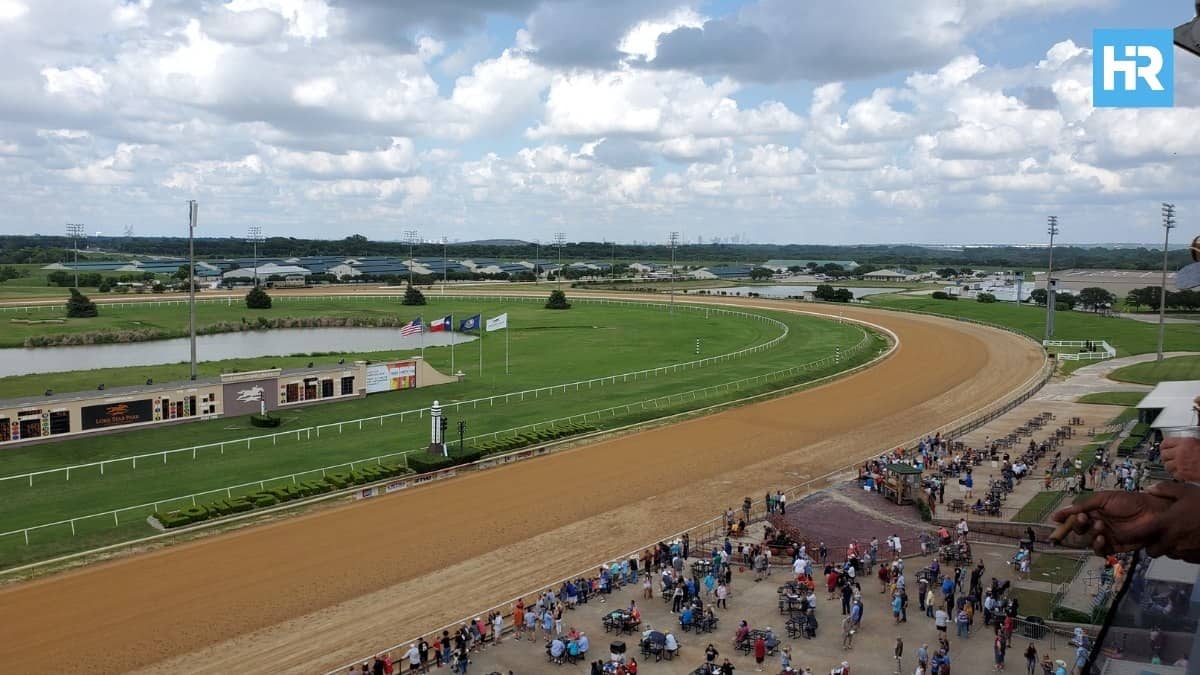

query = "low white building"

[
  {"left": 862, "top": 268, "right": 920, "bottom": 282},
  {"left": 222, "top": 263, "right": 311, "bottom": 280}
]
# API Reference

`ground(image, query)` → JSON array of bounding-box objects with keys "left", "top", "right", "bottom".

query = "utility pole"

[
  {"left": 669, "top": 231, "right": 680, "bottom": 313},
  {"left": 1044, "top": 216, "right": 1059, "bottom": 341},
  {"left": 187, "top": 201, "right": 199, "bottom": 380},
  {"left": 554, "top": 232, "right": 565, "bottom": 289},
  {"left": 611, "top": 240, "right": 616, "bottom": 280},
  {"left": 403, "top": 229, "right": 419, "bottom": 286},
  {"left": 66, "top": 223, "right": 85, "bottom": 288},
  {"left": 247, "top": 225, "right": 263, "bottom": 288},
  {"left": 441, "top": 235, "right": 448, "bottom": 296},
  {"left": 534, "top": 239, "right": 541, "bottom": 280},
  {"left": 1158, "top": 203, "right": 1176, "bottom": 361}
]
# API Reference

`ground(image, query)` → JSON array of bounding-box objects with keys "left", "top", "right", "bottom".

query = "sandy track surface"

[{"left": 0, "top": 300, "right": 1044, "bottom": 674}]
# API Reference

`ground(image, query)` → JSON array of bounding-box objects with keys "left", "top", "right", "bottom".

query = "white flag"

[{"left": 486, "top": 313, "right": 508, "bottom": 332}]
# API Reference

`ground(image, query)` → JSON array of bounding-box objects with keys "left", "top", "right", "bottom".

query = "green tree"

[
  {"left": 97, "top": 279, "right": 112, "bottom": 293},
  {"left": 402, "top": 283, "right": 426, "bottom": 306},
  {"left": 245, "top": 286, "right": 272, "bottom": 309},
  {"left": 545, "top": 289, "right": 571, "bottom": 309},
  {"left": 854, "top": 264, "right": 879, "bottom": 276},
  {"left": 1078, "top": 286, "right": 1116, "bottom": 312},
  {"left": 936, "top": 267, "right": 958, "bottom": 278},
  {"left": 1030, "top": 288, "right": 1048, "bottom": 306},
  {"left": 813, "top": 284, "right": 836, "bottom": 301},
  {"left": 65, "top": 288, "right": 98, "bottom": 317},
  {"left": 749, "top": 266, "right": 773, "bottom": 281},
  {"left": 1124, "top": 291, "right": 1141, "bottom": 311},
  {"left": 831, "top": 288, "right": 854, "bottom": 302},
  {"left": 1056, "top": 291, "right": 1077, "bottom": 309},
  {"left": 976, "top": 292, "right": 996, "bottom": 303}
]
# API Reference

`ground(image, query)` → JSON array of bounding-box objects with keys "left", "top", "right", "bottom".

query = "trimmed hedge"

[
  {"left": 152, "top": 462, "right": 409, "bottom": 529},
  {"left": 250, "top": 414, "right": 282, "bottom": 428},
  {"left": 407, "top": 422, "right": 596, "bottom": 474}
]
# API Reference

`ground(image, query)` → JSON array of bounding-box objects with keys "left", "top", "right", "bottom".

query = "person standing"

[
  {"left": 778, "top": 491, "right": 787, "bottom": 514},
  {"left": 842, "top": 615, "right": 855, "bottom": 650},
  {"left": 753, "top": 634, "right": 766, "bottom": 672},
  {"left": 994, "top": 629, "right": 1007, "bottom": 671},
  {"left": 895, "top": 637, "right": 904, "bottom": 674},
  {"left": 1023, "top": 643, "right": 1037, "bottom": 675}
]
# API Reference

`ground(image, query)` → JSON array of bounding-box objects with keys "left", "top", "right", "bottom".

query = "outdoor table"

[
  {"left": 693, "top": 665, "right": 721, "bottom": 675},
  {"left": 604, "top": 610, "right": 633, "bottom": 633}
]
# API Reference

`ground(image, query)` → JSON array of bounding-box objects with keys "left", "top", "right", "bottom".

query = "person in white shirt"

[
  {"left": 793, "top": 557, "right": 806, "bottom": 576},
  {"left": 956, "top": 518, "right": 969, "bottom": 539},
  {"left": 404, "top": 644, "right": 420, "bottom": 668}
]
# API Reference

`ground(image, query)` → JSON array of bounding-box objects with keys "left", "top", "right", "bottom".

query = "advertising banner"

[
  {"left": 81, "top": 398, "right": 155, "bottom": 430},
  {"left": 365, "top": 361, "right": 417, "bottom": 393}
]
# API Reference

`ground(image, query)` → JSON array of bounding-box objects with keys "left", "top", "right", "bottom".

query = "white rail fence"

[
  {"left": 0, "top": 299, "right": 791, "bottom": 487},
  {"left": 0, "top": 331, "right": 876, "bottom": 548},
  {"left": 1042, "top": 339, "right": 1116, "bottom": 361}
]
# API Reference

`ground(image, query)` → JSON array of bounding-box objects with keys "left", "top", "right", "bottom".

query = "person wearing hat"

[{"left": 1053, "top": 659, "right": 1068, "bottom": 675}]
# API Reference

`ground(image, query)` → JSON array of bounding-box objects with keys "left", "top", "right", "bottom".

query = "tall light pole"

[
  {"left": 247, "top": 225, "right": 263, "bottom": 288},
  {"left": 187, "top": 201, "right": 199, "bottom": 380},
  {"left": 554, "top": 231, "right": 565, "bottom": 289},
  {"left": 611, "top": 240, "right": 616, "bottom": 280},
  {"left": 533, "top": 239, "right": 541, "bottom": 281},
  {"left": 403, "top": 229, "right": 419, "bottom": 286},
  {"left": 65, "top": 223, "right": 85, "bottom": 288},
  {"left": 441, "top": 235, "right": 448, "bottom": 296},
  {"left": 669, "top": 231, "right": 680, "bottom": 314},
  {"left": 1044, "top": 216, "right": 1059, "bottom": 340},
  {"left": 1158, "top": 203, "right": 1176, "bottom": 361}
]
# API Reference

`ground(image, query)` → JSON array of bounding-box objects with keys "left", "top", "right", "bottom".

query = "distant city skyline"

[{"left": 0, "top": 1, "right": 1196, "bottom": 244}]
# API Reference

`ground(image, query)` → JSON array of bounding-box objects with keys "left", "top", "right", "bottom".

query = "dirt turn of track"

[{"left": 0, "top": 300, "right": 1044, "bottom": 674}]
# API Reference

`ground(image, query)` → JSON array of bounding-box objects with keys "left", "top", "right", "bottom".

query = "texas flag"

[{"left": 428, "top": 315, "right": 452, "bottom": 332}]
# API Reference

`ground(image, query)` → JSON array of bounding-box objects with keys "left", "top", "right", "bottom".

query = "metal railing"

[
  {"left": 0, "top": 331, "right": 877, "bottom": 549},
  {"left": 0, "top": 299, "right": 791, "bottom": 485},
  {"left": 1043, "top": 339, "right": 1116, "bottom": 361}
]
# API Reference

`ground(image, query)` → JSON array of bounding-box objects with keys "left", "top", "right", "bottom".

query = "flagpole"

[
  {"left": 449, "top": 315, "right": 455, "bottom": 375},
  {"left": 505, "top": 321, "right": 509, "bottom": 374},
  {"left": 479, "top": 321, "right": 484, "bottom": 375},
  {"left": 420, "top": 326, "right": 425, "bottom": 359}
]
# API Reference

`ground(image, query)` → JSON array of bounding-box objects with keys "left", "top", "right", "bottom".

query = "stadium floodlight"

[
  {"left": 1044, "top": 216, "right": 1059, "bottom": 341},
  {"left": 669, "top": 231, "right": 680, "bottom": 313},
  {"left": 65, "top": 223, "right": 85, "bottom": 288},
  {"left": 187, "top": 201, "right": 199, "bottom": 380},
  {"left": 1158, "top": 203, "right": 1176, "bottom": 361},
  {"left": 554, "top": 232, "right": 566, "bottom": 288},
  {"left": 247, "top": 225, "right": 264, "bottom": 288},
  {"left": 404, "top": 229, "right": 419, "bottom": 285}
]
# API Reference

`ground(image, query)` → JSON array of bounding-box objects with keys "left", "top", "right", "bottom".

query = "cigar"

[{"left": 1048, "top": 515, "right": 1076, "bottom": 545}]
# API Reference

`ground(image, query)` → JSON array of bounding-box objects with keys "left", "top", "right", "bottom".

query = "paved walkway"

[
  {"left": 1033, "top": 351, "right": 1197, "bottom": 402},
  {"left": 1114, "top": 313, "right": 1200, "bottom": 325},
  {"left": 437, "top": 545, "right": 1082, "bottom": 675}
]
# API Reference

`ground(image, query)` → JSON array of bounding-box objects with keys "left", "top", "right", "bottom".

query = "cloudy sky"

[{"left": 0, "top": 0, "right": 1197, "bottom": 245}]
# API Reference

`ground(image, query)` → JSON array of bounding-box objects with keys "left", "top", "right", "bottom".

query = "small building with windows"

[{"left": 0, "top": 358, "right": 454, "bottom": 447}]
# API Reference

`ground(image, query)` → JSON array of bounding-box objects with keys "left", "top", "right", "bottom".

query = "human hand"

[
  {"left": 1051, "top": 490, "right": 1173, "bottom": 556},
  {"left": 1144, "top": 482, "right": 1200, "bottom": 563},
  {"left": 1160, "top": 437, "right": 1200, "bottom": 482}
]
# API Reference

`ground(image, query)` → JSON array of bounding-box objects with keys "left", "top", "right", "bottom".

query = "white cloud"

[
  {"left": 529, "top": 68, "right": 802, "bottom": 140},
  {"left": 0, "top": 0, "right": 27, "bottom": 22},
  {"left": 291, "top": 77, "right": 339, "bottom": 107},
  {"left": 618, "top": 7, "right": 705, "bottom": 61},
  {"left": 42, "top": 66, "right": 108, "bottom": 99}
]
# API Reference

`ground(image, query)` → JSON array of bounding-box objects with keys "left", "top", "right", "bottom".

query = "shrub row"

[
  {"left": 406, "top": 423, "right": 597, "bottom": 474},
  {"left": 152, "top": 463, "right": 409, "bottom": 529}
]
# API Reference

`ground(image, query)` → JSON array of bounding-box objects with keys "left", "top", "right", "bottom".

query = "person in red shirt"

[
  {"left": 513, "top": 602, "right": 525, "bottom": 641},
  {"left": 753, "top": 635, "right": 766, "bottom": 671},
  {"left": 827, "top": 569, "right": 840, "bottom": 598}
]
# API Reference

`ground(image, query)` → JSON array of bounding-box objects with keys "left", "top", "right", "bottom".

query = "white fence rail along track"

[
  {"left": 0, "top": 330, "right": 874, "bottom": 549},
  {"left": 0, "top": 298, "right": 793, "bottom": 488}
]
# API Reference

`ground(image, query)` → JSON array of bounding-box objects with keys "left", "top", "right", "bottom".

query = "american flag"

[{"left": 400, "top": 317, "right": 423, "bottom": 336}]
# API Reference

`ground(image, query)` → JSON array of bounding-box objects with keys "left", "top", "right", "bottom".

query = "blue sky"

[{"left": 0, "top": 0, "right": 1196, "bottom": 245}]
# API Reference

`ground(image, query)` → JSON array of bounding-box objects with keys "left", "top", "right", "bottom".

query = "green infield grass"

[
  {"left": 1108, "top": 355, "right": 1200, "bottom": 385},
  {"left": 0, "top": 299, "right": 879, "bottom": 568},
  {"left": 1075, "top": 392, "right": 1147, "bottom": 406}
]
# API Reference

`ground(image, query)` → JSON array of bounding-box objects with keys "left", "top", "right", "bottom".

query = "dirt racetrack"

[{"left": 0, "top": 299, "right": 1044, "bottom": 674}]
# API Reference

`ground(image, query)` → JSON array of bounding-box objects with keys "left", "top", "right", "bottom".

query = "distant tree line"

[
  {"left": 0, "top": 234, "right": 1190, "bottom": 270},
  {"left": 1124, "top": 286, "right": 1200, "bottom": 311}
]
